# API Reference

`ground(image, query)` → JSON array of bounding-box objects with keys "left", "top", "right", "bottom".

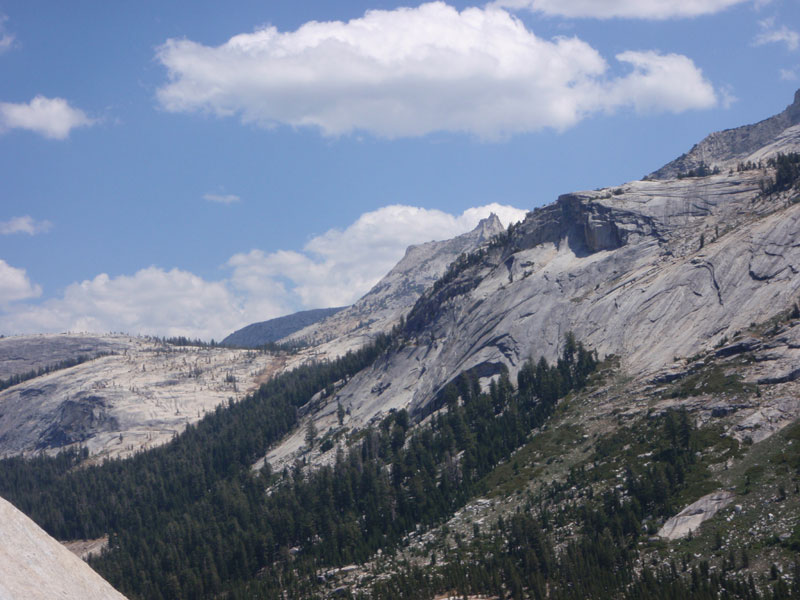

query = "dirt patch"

[{"left": 62, "top": 536, "right": 109, "bottom": 560}]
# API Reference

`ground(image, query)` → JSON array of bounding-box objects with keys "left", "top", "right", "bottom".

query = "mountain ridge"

[
  {"left": 280, "top": 213, "right": 507, "bottom": 356},
  {"left": 651, "top": 89, "right": 800, "bottom": 179},
  {"left": 262, "top": 90, "right": 800, "bottom": 471},
  {"left": 220, "top": 306, "right": 345, "bottom": 348}
]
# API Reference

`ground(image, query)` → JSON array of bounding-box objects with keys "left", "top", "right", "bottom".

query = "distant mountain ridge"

[{"left": 221, "top": 307, "right": 345, "bottom": 348}]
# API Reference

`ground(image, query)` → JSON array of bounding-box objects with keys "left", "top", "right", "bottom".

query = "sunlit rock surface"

[{"left": 0, "top": 495, "right": 127, "bottom": 600}]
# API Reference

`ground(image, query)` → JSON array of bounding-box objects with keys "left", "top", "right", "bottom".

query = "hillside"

[
  {"left": 0, "top": 335, "right": 284, "bottom": 459},
  {"left": 0, "top": 215, "right": 505, "bottom": 461},
  {"left": 651, "top": 89, "right": 800, "bottom": 179},
  {"left": 281, "top": 213, "right": 506, "bottom": 356},
  {"left": 262, "top": 95, "right": 800, "bottom": 472}
]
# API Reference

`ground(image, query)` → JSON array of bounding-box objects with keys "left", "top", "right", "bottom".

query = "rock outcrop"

[
  {"left": 330, "top": 172, "right": 800, "bottom": 422},
  {"left": 0, "top": 495, "right": 127, "bottom": 599},
  {"left": 657, "top": 490, "right": 735, "bottom": 540}
]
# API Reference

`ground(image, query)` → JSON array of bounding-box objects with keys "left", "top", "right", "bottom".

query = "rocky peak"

[
  {"left": 651, "top": 88, "right": 800, "bottom": 179},
  {"left": 280, "top": 214, "right": 508, "bottom": 354},
  {"left": 472, "top": 212, "right": 505, "bottom": 242}
]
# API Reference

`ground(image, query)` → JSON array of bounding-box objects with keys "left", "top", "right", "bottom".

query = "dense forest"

[{"left": 0, "top": 332, "right": 598, "bottom": 598}]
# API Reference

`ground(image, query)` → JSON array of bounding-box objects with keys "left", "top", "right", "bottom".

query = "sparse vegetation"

[
  {"left": 0, "top": 352, "right": 113, "bottom": 393},
  {"left": 667, "top": 365, "right": 756, "bottom": 398}
]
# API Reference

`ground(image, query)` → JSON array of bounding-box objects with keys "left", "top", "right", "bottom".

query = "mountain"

[
  {"left": 0, "top": 495, "right": 127, "bottom": 600},
  {"left": 2, "top": 92, "right": 800, "bottom": 600},
  {"left": 280, "top": 213, "right": 507, "bottom": 356},
  {"left": 264, "top": 95, "right": 800, "bottom": 471},
  {"left": 333, "top": 171, "right": 799, "bottom": 416},
  {"left": 220, "top": 307, "right": 345, "bottom": 348},
  {"left": 0, "top": 216, "right": 506, "bottom": 460}
]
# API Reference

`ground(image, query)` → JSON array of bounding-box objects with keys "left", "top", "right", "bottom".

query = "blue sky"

[{"left": 0, "top": 0, "right": 798, "bottom": 340}]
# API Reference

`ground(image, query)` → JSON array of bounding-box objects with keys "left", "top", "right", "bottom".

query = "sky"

[{"left": 0, "top": 0, "right": 798, "bottom": 340}]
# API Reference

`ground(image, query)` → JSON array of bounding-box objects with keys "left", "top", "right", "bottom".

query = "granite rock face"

[
  {"left": 0, "top": 495, "right": 128, "bottom": 600},
  {"left": 261, "top": 94, "right": 800, "bottom": 471},
  {"left": 330, "top": 172, "right": 800, "bottom": 423},
  {"left": 657, "top": 490, "right": 735, "bottom": 540},
  {"left": 0, "top": 335, "right": 281, "bottom": 458}
]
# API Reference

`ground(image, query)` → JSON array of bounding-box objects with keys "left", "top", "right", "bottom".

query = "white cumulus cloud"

[
  {"left": 0, "top": 267, "right": 244, "bottom": 340},
  {"left": 601, "top": 51, "right": 718, "bottom": 114},
  {"left": 228, "top": 203, "right": 527, "bottom": 309},
  {"left": 0, "top": 260, "right": 41, "bottom": 306},
  {"left": 0, "top": 203, "right": 527, "bottom": 340},
  {"left": 0, "top": 216, "right": 53, "bottom": 236},
  {"left": 0, "top": 95, "right": 94, "bottom": 140},
  {"left": 156, "top": 2, "right": 718, "bottom": 139},
  {"left": 492, "top": 0, "right": 749, "bottom": 19}
]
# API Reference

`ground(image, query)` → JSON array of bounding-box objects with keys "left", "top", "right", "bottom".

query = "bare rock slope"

[
  {"left": 336, "top": 170, "right": 800, "bottom": 424},
  {"left": 267, "top": 91, "right": 800, "bottom": 470},
  {"left": 0, "top": 334, "right": 128, "bottom": 381},
  {"left": 0, "top": 495, "right": 127, "bottom": 600},
  {"left": 0, "top": 217, "right": 503, "bottom": 460},
  {"left": 0, "top": 335, "right": 280, "bottom": 459}
]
